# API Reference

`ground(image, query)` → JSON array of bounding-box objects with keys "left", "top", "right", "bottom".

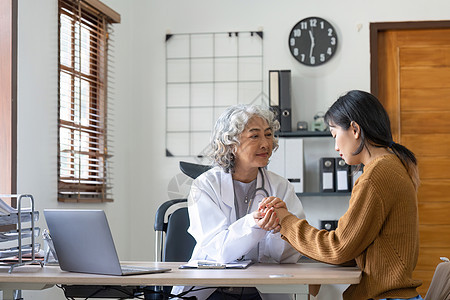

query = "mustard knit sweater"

[{"left": 280, "top": 154, "right": 422, "bottom": 300}]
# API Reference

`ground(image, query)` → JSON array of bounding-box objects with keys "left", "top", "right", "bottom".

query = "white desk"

[{"left": 0, "top": 262, "right": 361, "bottom": 299}]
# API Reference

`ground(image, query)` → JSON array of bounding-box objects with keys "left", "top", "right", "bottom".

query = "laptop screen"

[{"left": 44, "top": 209, "right": 127, "bottom": 275}]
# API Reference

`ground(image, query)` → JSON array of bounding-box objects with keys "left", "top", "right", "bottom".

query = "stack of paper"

[
  {"left": 0, "top": 228, "right": 40, "bottom": 242},
  {"left": 0, "top": 243, "right": 40, "bottom": 259},
  {"left": 0, "top": 198, "right": 31, "bottom": 215}
]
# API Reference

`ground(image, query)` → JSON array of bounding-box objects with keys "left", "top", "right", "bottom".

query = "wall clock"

[{"left": 288, "top": 17, "right": 338, "bottom": 66}]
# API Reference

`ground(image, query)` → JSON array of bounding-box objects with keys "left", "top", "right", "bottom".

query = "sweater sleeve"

[{"left": 280, "top": 177, "right": 386, "bottom": 265}]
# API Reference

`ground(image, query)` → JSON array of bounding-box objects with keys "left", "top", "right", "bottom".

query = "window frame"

[{"left": 57, "top": 0, "right": 119, "bottom": 203}]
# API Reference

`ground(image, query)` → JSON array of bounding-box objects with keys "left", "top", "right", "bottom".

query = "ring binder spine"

[{"left": 269, "top": 70, "right": 292, "bottom": 132}]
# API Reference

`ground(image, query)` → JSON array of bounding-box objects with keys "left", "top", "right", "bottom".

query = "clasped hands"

[{"left": 252, "top": 196, "right": 291, "bottom": 233}]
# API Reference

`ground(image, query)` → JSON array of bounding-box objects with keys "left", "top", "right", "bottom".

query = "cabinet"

[
  {"left": 275, "top": 131, "right": 351, "bottom": 197},
  {"left": 0, "top": 194, "right": 41, "bottom": 273}
]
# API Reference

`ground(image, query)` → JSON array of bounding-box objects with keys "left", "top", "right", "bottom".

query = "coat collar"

[{"left": 221, "top": 168, "right": 272, "bottom": 213}]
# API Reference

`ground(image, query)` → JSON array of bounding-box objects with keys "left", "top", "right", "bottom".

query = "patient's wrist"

[{"left": 276, "top": 208, "right": 291, "bottom": 223}]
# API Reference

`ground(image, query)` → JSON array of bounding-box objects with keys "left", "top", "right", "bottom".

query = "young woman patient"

[{"left": 262, "top": 90, "right": 423, "bottom": 300}]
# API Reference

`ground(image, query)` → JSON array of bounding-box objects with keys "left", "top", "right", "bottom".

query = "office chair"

[
  {"left": 154, "top": 198, "right": 196, "bottom": 262},
  {"left": 154, "top": 161, "right": 211, "bottom": 262},
  {"left": 424, "top": 259, "right": 450, "bottom": 300},
  {"left": 179, "top": 161, "right": 212, "bottom": 179},
  {"left": 147, "top": 162, "right": 210, "bottom": 299},
  {"left": 145, "top": 199, "right": 196, "bottom": 300},
  {"left": 154, "top": 161, "right": 210, "bottom": 255},
  {"left": 154, "top": 161, "right": 212, "bottom": 262}
]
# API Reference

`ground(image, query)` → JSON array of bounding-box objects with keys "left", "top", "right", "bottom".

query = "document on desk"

[
  {"left": 180, "top": 259, "right": 253, "bottom": 269},
  {"left": 0, "top": 197, "right": 31, "bottom": 215}
]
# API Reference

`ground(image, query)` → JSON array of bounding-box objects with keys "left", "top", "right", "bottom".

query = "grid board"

[{"left": 165, "top": 31, "right": 265, "bottom": 157}]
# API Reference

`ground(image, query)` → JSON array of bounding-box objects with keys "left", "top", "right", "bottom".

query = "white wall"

[{"left": 15, "top": 0, "right": 450, "bottom": 299}]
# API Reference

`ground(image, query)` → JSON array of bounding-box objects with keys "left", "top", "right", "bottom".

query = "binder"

[
  {"left": 335, "top": 157, "right": 351, "bottom": 192},
  {"left": 279, "top": 70, "right": 292, "bottom": 132},
  {"left": 351, "top": 165, "right": 363, "bottom": 189},
  {"left": 267, "top": 135, "right": 285, "bottom": 177},
  {"left": 320, "top": 220, "right": 338, "bottom": 231},
  {"left": 319, "top": 157, "right": 335, "bottom": 192},
  {"left": 285, "top": 138, "right": 304, "bottom": 193},
  {"left": 269, "top": 70, "right": 280, "bottom": 124},
  {"left": 268, "top": 70, "right": 291, "bottom": 132},
  {"left": 267, "top": 137, "right": 304, "bottom": 193}
]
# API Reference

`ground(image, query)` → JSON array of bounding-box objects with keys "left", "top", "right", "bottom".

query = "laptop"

[{"left": 44, "top": 209, "right": 171, "bottom": 276}]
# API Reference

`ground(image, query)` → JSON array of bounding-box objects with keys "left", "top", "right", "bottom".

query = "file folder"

[
  {"left": 268, "top": 137, "right": 304, "bottom": 193},
  {"left": 285, "top": 138, "right": 304, "bottom": 193},
  {"left": 320, "top": 157, "right": 335, "bottom": 192},
  {"left": 269, "top": 70, "right": 292, "bottom": 132},
  {"left": 268, "top": 135, "right": 285, "bottom": 177},
  {"left": 279, "top": 70, "right": 292, "bottom": 132},
  {"left": 335, "top": 157, "right": 351, "bottom": 192},
  {"left": 269, "top": 70, "right": 280, "bottom": 124},
  {"left": 351, "top": 165, "right": 363, "bottom": 188}
]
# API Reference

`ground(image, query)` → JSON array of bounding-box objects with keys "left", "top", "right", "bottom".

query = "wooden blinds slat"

[{"left": 58, "top": 0, "right": 118, "bottom": 203}]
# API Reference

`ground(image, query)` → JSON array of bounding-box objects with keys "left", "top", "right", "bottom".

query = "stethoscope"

[
  {"left": 244, "top": 168, "right": 270, "bottom": 215},
  {"left": 235, "top": 168, "right": 272, "bottom": 261}
]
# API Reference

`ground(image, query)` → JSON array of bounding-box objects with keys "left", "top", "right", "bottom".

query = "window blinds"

[{"left": 58, "top": 0, "right": 119, "bottom": 202}]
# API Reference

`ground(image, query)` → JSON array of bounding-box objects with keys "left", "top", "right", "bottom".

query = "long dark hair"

[{"left": 324, "top": 90, "right": 419, "bottom": 190}]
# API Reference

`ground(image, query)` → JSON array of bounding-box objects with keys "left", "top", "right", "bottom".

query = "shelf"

[
  {"left": 276, "top": 131, "right": 331, "bottom": 138},
  {"left": 297, "top": 192, "right": 351, "bottom": 197}
]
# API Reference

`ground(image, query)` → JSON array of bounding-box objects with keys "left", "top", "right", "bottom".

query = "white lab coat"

[{"left": 172, "top": 167, "right": 305, "bottom": 300}]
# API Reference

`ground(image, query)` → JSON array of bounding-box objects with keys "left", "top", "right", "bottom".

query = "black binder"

[
  {"left": 319, "top": 157, "right": 335, "bottom": 192},
  {"left": 269, "top": 70, "right": 291, "bottom": 132},
  {"left": 279, "top": 70, "right": 291, "bottom": 132},
  {"left": 335, "top": 157, "right": 351, "bottom": 192}
]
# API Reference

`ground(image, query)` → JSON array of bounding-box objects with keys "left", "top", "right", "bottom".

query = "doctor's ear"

[{"left": 350, "top": 121, "right": 361, "bottom": 138}]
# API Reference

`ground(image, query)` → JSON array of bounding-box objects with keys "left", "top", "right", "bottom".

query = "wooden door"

[
  {"left": 374, "top": 23, "right": 450, "bottom": 296},
  {"left": 0, "top": 0, "right": 17, "bottom": 198}
]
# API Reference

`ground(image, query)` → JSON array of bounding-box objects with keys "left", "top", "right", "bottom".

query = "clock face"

[{"left": 288, "top": 17, "right": 338, "bottom": 66}]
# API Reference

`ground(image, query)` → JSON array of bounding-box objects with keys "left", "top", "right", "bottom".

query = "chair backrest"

[
  {"left": 424, "top": 261, "right": 450, "bottom": 300},
  {"left": 179, "top": 161, "right": 212, "bottom": 179},
  {"left": 163, "top": 207, "right": 195, "bottom": 262},
  {"left": 153, "top": 162, "right": 211, "bottom": 262},
  {"left": 154, "top": 199, "right": 196, "bottom": 262}
]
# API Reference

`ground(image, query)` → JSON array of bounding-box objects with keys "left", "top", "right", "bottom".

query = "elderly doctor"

[{"left": 172, "top": 104, "right": 305, "bottom": 300}]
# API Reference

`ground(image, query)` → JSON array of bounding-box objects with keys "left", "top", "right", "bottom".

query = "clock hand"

[{"left": 309, "top": 30, "right": 315, "bottom": 58}]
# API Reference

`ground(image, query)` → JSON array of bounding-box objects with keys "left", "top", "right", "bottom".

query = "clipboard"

[{"left": 179, "top": 259, "right": 253, "bottom": 269}]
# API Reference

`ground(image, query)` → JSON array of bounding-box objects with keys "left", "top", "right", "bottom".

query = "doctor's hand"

[
  {"left": 259, "top": 196, "right": 287, "bottom": 211},
  {"left": 252, "top": 207, "right": 281, "bottom": 233},
  {"left": 259, "top": 197, "right": 294, "bottom": 225}
]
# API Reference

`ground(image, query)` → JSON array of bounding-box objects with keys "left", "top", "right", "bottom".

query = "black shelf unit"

[{"left": 276, "top": 130, "right": 332, "bottom": 138}]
